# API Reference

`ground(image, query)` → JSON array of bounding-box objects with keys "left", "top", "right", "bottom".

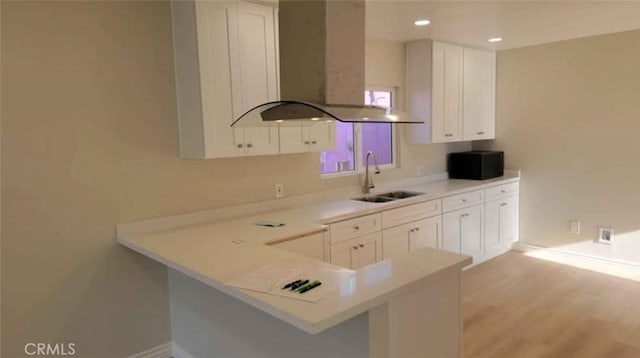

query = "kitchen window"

[{"left": 320, "top": 88, "right": 396, "bottom": 176}]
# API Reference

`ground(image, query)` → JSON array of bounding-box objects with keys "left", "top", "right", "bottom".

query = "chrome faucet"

[{"left": 363, "top": 151, "right": 381, "bottom": 194}]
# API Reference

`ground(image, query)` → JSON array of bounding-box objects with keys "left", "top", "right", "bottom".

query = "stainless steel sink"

[
  {"left": 376, "top": 190, "right": 424, "bottom": 199},
  {"left": 352, "top": 196, "right": 397, "bottom": 203},
  {"left": 352, "top": 190, "right": 424, "bottom": 203}
]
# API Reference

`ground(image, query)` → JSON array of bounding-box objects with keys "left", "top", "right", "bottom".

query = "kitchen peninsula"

[{"left": 117, "top": 174, "right": 519, "bottom": 357}]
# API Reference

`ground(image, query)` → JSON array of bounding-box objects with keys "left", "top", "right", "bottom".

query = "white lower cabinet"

[
  {"left": 382, "top": 216, "right": 442, "bottom": 259},
  {"left": 324, "top": 182, "right": 519, "bottom": 270},
  {"left": 271, "top": 232, "right": 327, "bottom": 262},
  {"left": 484, "top": 194, "right": 519, "bottom": 257},
  {"left": 330, "top": 232, "right": 382, "bottom": 270},
  {"left": 442, "top": 204, "right": 484, "bottom": 265}
]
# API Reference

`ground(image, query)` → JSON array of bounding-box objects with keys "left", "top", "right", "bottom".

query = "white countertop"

[{"left": 118, "top": 174, "right": 518, "bottom": 334}]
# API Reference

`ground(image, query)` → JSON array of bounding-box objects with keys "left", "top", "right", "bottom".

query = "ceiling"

[{"left": 365, "top": 1, "right": 640, "bottom": 50}]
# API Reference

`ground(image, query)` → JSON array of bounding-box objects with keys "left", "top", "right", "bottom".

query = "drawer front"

[
  {"left": 485, "top": 182, "right": 519, "bottom": 201},
  {"left": 442, "top": 190, "right": 484, "bottom": 213},
  {"left": 382, "top": 199, "right": 442, "bottom": 229},
  {"left": 329, "top": 213, "right": 381, "bottom": 244}
]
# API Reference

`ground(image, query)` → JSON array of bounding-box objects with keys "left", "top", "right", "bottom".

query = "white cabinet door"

[
  {"left": 190, "top": 1, "right": 244, "bottom": 158},
  {"left": 236, "top": 1, "right": 279, "bottom": 156},
  {"left": 443, "top": 211, "right": 461, "bottom": 254},
  {"left": 409, "top": 216, "right": 442, "bottom": 251},
  {"left": 330, "top": 232, "right": 381, "bottom": 270},
  {"left": 279, "top": 122, "right": 336, "bottom": 154},
  {"left": 443, "top": 205, "right": 483, "bottom": 265},
  {"left": 501, "top": 195, "right": 519, "bottom": 249},
  {"left": 309, "top": 121, "right": 336, "bottom": 151},
  {"left": 484, "top": 199, "right": 502, "bottom": 257},
  {"left": 463, "top": 48, "right": 496, "bottom": 140},
  {"left": 242, "top": 126, "right": 280, "bottom": 156},
  {"left": 271, "top": 232, "right": 326, "bottom": 261},
  {"left": 382, "top": 223, "right": 411, "bottom": 259},
  {"left": 278, "top": 126, "right": 310, "bottom": 154},
  {"left": 236, "top": 1, "right": 278, "bottom": 108},
  {"left": 485, "top": 195, "right": 518, "bottom": 258},
  {"left": 354, "top": 239, "right": 379, "bottom": 269},
  {"left": 382, "top": 216, "right": 442, "bottom": 259},
  {"left": 330, "top": 243, "right": 355, "bottom": 269},
  {"left": 173, "top": 1, "right": 279, "bottom": 159},
  {"left": 432, "top": 41, "right": 463, "bottom": 143},
  {"left": 460, "top": 205, "right": 484, "bottom": 265}
]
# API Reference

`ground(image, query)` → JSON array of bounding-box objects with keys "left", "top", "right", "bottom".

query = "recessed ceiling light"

[
  {"left": 414, "top": 19, "right": 431, "bottom": 26},
  {"left": 488, "top": 37, "right": 503, "bottom": 43}
]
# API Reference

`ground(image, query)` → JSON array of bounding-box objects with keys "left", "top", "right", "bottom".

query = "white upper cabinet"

[
  {"left": 432, "top": 41, "right": 464, "bottom": 143},
  {"left": 406, "top": 40, "right": 496, "bottom": 144},
  {"left": 463, "top": 48, "right": 496, "bottom": 140},
  {"left": 279, "top": 122, "right": 336, "bottom": 154},
  {"left": 172, "top": 0, "right": 279, "bottom": 159}
]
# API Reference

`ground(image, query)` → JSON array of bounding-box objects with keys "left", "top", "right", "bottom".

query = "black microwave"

[{"left": 449, "top": 151, "right": 504, "bottom": 180}]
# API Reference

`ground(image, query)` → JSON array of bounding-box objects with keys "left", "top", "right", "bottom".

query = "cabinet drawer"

[
  {"left": 485, "top": 182, "right": 519, "bottom": 201},
  {"left": 442, "top": 190, "right": 484, "bottom": 213},
  {"left": 382, "top": 199, "right": 442, "bottom": 229},
  {"left": 329, "top": 213, "right": 381, "bottom": 244}
]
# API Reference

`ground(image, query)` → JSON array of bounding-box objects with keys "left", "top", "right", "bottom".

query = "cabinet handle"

[
  {"left": 237, "top": 144, "right": 244, "bottom": 148},
  {"left": 359, "top": 244, "right": 364, "bottom": 248},
  {"left": 311, "top": 140, "right": 317, "bottom": 144},
  {"left": 445, "top": 134, "right": 453, "bottom": 137},
  {"left": 500, "top": 202, "right": 507, "bottom": 207},
  {"left": 304, "top": 141, "right": 310, "bottom": 145},
  {"left": 501, "top": 189, "right": 506, "bottom": 193},
  {"left": 462, "top": 199, "right": 467, "bottom": 202},
  {"left": 409, "top": 229, "right": 415, "bottom": 233},
  {"left": 246, "top": 143, "right": 253, "bottom": 148},
  {"left": 461, "top": 213, "right": 469, "bottom": 218},
  {"left": 477, "top": 131, "right": 485, "bottom": 135},
  {"left": 415, "top": 227, "right": 420, "bottom": 231},
  {"left": 352, "top": 246, "right": 358, "bottom": 250},
  {"left": 353, "top": 226, "right": 360, "bottom": 231}
]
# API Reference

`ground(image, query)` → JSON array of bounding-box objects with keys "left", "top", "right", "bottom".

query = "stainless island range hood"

[{"left": 231, "top": 0, "right": 423, "bottom": 127}]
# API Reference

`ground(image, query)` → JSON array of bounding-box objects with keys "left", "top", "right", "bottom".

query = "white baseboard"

[
  {"left": 128, "top": 342, "right": 172, "bottom": 358},
  {"left": 511, "top": 242, "right": 640, "bottom": 282},
  {"left": 172, "top": 343, "right": 196, "bottom": 358}
]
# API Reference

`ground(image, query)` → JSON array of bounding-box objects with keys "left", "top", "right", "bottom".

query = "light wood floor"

[{"left": 462, "top": 251, "right": 640, "bottom": 358}]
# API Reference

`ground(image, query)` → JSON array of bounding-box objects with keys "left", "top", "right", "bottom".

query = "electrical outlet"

[
  {"left": 570, "top": 221, "right": 581, "bottom": 234},
  {"left": 275, "top": 183, "right": 284, "bottom": 198},
  {"left": 598, "top": 227, "right": 613, "bottom": 244}
]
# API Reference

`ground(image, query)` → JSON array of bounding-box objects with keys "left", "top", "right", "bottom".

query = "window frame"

[{"left": 321, "top": 86, "right": 398, "bottom": 178}]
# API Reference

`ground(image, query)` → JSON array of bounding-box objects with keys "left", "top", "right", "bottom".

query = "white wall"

[
  {"left": 1, "top": 3, "right": 465, "bottom": 356},
  {"left": 474, "top": 30, "right": 640, "bottom": 262}
]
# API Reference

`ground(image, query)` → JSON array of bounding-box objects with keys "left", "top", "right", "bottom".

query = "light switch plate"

[
  {"left": 570, "top": 221, "right": 581, "bottom": 234},
  {"left": 275, "top": 183, "right": 284, "bottom": 198}
]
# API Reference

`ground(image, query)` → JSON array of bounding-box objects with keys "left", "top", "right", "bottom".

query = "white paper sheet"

[
  {"left": 226, "top": 265, "right": 301, "bottom": 293},
  {"left": 227, "top": 265, "right": 356, "bottom": 303},
  {"left": 267, "top": 267, "right": 355, "bottom": 303}
]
